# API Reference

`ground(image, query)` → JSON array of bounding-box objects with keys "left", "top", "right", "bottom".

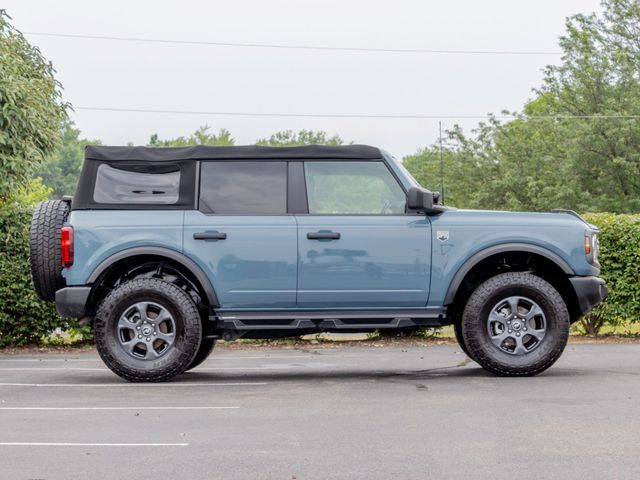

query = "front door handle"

[
  {"left": 193, "top": 231, "right": 227, "bottom": 240},
  {"left": 307, "top": 231, "right": 341, "bottom": 240}
]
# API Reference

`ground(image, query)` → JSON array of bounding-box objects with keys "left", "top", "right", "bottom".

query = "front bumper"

[
  {"left": 55, "top": 286, "right": 92, "bottom": 318},
  {"left": 569, "top": 276, "right": 608, "bottom": 317}
]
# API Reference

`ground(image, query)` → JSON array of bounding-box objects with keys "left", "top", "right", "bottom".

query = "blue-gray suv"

[{"left": 29, "top": 144, "right": 607, "bottom": 381}]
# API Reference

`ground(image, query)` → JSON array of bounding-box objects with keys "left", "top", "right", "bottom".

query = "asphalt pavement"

[{"left": 0, "top": 342, "right": 638, "bottom": 480}]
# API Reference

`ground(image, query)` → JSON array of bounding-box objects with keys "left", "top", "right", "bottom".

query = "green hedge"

[
  {"left": 0, "top": 199, "right": 67, "bottom": 347},
  {"left": 580, "top": 213, "right": 640, "bottom": 334}
]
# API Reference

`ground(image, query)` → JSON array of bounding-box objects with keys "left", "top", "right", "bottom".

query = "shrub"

[
  {"left": 580, "top": 213, "right": 640, "bottom": 335},
  {"left": 0, "top": 181, "right": 69, "bottom": 346}
]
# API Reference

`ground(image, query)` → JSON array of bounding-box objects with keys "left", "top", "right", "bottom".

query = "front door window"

[{"left": 304, "top": 161, "right": 406, "bottom": 215}]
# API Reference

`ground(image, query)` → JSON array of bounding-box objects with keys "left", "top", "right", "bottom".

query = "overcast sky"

[{"left": 6, "top": 0, "right": 601, "bottom": 158}]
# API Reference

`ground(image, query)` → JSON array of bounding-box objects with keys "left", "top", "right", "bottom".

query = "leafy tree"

[
  {"left": 402, "top": 125, "right": 498, "bottom": 208},
  {"left": 0, "top": 11, "right": 68, "bottom": 344},
  {"left": 256, "top": 130, "right": 344, "bottom": 146},
  {"left": 36, "top": 121, "right": 99, "bottom": 198},
  {"left": 404, "top": 0, "right": 640, "bottom": 213},
  {"left": 0, "top": 11, "right": 67, "bottom": 201},
  {"left": 148, "top": 126, "right": 234, "bottom": 147}
]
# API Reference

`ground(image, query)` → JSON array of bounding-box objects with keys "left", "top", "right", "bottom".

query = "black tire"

[
  {"left": 461, "top": 272, "right": 569, "bottom": 377},
  {"left": 454, "top": 320, "right": 475, "bottom": 360},
  {"left": 29, "top": 200, "right": 70, "bottom": 302},
  {"left": 185, "top": 338, "right": 216, "bottom": 371},
  {"left": 95, "top": 278, "right": 202, "bottom": 382}
]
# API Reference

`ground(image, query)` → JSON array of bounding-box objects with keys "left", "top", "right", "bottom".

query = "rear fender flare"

[{"left": 87, "top": 246, "right": 219, "bottom": 307}]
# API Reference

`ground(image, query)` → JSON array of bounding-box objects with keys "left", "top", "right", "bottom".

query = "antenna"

[{"left": 439, "top": 121, "right": 445, "bottom": 205}]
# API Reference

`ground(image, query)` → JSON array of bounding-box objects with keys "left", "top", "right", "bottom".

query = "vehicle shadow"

[{"left": 175, "top": 363, "right": 586, "bottom": 384}]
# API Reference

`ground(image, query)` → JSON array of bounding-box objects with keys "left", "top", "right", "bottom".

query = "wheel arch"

[
  {"left": 444, "top": 243, "right": 581, "bottom": 323},
  {"left": 87, "top": 247, "right": 219, "bottom": 308}
]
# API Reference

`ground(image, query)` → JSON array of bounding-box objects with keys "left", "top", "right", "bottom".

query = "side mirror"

[{"left": 406, "top": 186, "right": 443, "bottom": 213}]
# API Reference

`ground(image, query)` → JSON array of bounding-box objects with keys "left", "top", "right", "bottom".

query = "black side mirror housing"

[{"left": 406, "top": 186, "right": 444, "bottom": 214}]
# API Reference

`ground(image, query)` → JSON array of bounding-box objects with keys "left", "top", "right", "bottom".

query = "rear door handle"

[
  {"left": 193, "top": 231, "right": 227, "bottom": 240},
  {"left": 307, "top": 231, "right": 341, "bottom": 240}
]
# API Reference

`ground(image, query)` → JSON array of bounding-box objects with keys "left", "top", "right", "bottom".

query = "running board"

[{"left": 211, "top": 309, "right": 446, "bottom": 331}]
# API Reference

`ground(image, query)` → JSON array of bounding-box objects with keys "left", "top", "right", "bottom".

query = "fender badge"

[{"left": 437, "top": 230, "right": 449, "bottom": 242}]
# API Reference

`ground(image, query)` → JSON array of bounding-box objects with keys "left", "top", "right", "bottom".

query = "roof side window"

[
  {"left": 93, "top": 164, "right": 180, "bottom": 204},
  {"left": 199, "top": 161, "right": 287, "bottom": 214}
]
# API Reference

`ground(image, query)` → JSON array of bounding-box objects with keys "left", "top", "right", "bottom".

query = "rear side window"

[
  {"left": 93, "top": 164, "right": 180, "bottom": 204},
  {"left": 199, "top": 161, "right": 287, "bottom": 214}
]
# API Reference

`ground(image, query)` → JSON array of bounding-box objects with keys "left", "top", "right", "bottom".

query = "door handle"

[
  {"left": 307, "top": 231, "right": 341, "bottom": 240},
  {"left": 193, "top": 231, "right": 227, "bottom": 240}
]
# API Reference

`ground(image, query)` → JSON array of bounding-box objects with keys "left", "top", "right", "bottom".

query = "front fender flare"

[{"left": 443, "top": 243, "right": 575, "bottom": 305}]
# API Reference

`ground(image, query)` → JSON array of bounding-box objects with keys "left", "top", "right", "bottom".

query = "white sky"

[{"left": 6, "top": 0, "right": 601, "bottom": 158}]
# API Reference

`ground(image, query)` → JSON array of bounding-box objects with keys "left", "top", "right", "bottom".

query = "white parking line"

[
  {"left": 0, "top": 355, "right": 315, "bottom": 363},
  {"left": 0, "top": 365, "right": 297, "bottom": 372},
  {"left": 0, "top": 382, "right": 267, "bottom": 387},
  {"left": 194, "top": 365, "right": 296, "bottom": 370},
  {"left": 0, "top": 406, "right": 239, "bottom": 411},
  {"left": 0, "top": 367, "right": 108, "bottom": 371},
  {"left": 0, "top": 442, "right": 189, "bottom": 447}
]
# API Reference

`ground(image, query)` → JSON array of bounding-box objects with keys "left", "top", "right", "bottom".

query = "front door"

[
  {"left": 296, "top": 160, "right": 431, "bottom": 308},
  {"left": 183, "top": 160, "right": 297, "bottom": 309}
]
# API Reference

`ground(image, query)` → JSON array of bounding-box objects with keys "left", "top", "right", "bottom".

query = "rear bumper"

[
  {"left": 569, "top": 276, "right": 608, "bottom": 317},
  {"left": 55, "top": 286, "right": 92, "bottom": 318}
]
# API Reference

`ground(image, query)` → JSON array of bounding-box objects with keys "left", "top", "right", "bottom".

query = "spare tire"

[{"left": 29, "top": 200, "right": 70, "bottom": 302}]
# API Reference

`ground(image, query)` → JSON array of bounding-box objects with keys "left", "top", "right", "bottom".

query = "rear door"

[
  {"left": 183, "top": 161, "right": 297, "bottom": 309},
  {"left": 296, "top": 160, "right": 431, "bottom": 308}
]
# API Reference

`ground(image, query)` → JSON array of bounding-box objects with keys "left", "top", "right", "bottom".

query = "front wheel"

[
  {"left": 461, "top": 272, "right": 569, "bottom": 377},
  {"left": 95, "top": 278, "right": 202, "bottom": 382}
]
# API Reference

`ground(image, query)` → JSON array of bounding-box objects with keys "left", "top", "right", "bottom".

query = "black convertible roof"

[{"left": 85, "top": 144, "right": 382, "bottom": 161}]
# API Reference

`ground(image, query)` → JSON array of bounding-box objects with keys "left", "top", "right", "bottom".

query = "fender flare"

[
  {"left": 87, "top": 246, "right": 219, "bottom": 307},
  {"left": 443, "top": 243, "right": 575, "bottom": 305}
]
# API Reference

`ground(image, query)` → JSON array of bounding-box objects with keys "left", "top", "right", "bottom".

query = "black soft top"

[{"left": 85, "top": 144, "right": 382, "bottom": 161}]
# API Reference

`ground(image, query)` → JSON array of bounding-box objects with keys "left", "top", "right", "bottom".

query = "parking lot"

[{"left": 0, "top": 342, "right": 639, "bottom": 480}]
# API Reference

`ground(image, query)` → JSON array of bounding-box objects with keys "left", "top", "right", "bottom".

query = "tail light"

[{"left": 61, "top": 226, "right": 74, "bottom": 267}]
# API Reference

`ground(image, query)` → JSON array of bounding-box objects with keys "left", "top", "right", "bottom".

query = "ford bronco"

[{"left": 29, "top": 144, "right": 607, "bottom": 381}]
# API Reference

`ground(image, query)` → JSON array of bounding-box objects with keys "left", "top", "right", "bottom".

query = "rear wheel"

[
  {"left": 462, "top": 272, "right": 569, "bottom": 376},
  {"left": 95, "top": 278, "right": 202, "bottom": 382},
  {"left": 29, "top": 200, "right": 70, "bottom": 301},
  {"left": 185, "top": 338, "right": 216, "bottom": 371}
]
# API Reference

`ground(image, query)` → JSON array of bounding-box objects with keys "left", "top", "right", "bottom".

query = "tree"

[
  {"left": 36, "top": 121, "right": 99, "bottom": 198},
  {"left": 148, "top": 126, "right": 234, "bottom": 147},
  {"left": 0, "top": 12, "right": 68, "bottom": 344},
  {"left": 256, "top": 130, "right": 344, "bottom": 146},
  {"left": 404, "top": 0, "right": 640, "bottom": 213},
  {"left": 0, "top": 11, "right": 67, "bottom": 202},
  {"left": 402, "top": 125, "right": 499, "bottom": 208}
]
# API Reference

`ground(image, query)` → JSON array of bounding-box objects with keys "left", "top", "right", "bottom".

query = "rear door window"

[{"left": 199, "top": 161, "right": 287, "bottom": 214}]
